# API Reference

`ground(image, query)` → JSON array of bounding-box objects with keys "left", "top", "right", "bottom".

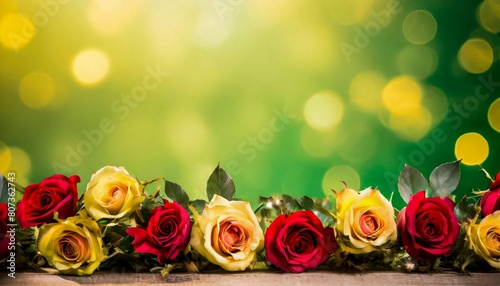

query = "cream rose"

[
  {"left": 84, "top": 166, "right": 144, "bottom": 220},
  {"left": 37, "top": 212, "right": 104, "bottom": 276},
  {"left": 466, "top": 211, "right": 500, "bottom": 269},
  {"left": 336, "top": 187, "right": 397, "bottom": 254},
  {"left": 190, "top": 195, "right": 264, "bottom": 271}
]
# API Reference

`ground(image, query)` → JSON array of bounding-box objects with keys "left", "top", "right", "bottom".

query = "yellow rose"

[
  {"left": 190, "top": 194, "right": 264, "bottom": 271},
  {"left": 335, "top": 187, "right": 397, "bottom": 254},
  {"left": 84, "top": 166, "right": 144, "bottom": 220},
  {"left": 466, "top": 211, "right": 500, "bottom": 269},
  {"left": 37, "top": 212, "right": 104, "bottom": 276}
]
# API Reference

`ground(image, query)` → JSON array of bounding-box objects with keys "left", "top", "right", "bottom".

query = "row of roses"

[{"left": 1, "top": 163, "right": 500, "bottom": 276}]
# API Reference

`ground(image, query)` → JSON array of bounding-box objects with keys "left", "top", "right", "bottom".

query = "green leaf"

[
  {"left": 429, "top": 160, "right": 461, "bottom": 198},
  {"left": 281, "top": 194, "right": 301, "bottom": 213},
  {"left": 398, "top": 164, "right": 429, "bottom": 203},
  {"left": 190, "top": 199, "right": 207, "bottom": 214},
  {"left": 296, "top": 196, "right": 314, "bottom": 210},
  {"left": 206, "top": 164, "right": 236, "bottom": 201},
  {"left": 164, "top": 180, "right": 190, "bottom": 206},
  {"left": 454, "top": 195, "right": 478, "bottom": 221}
]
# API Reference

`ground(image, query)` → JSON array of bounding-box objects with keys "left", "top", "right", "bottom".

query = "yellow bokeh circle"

[
  {"left": 389, "top": 104, "right": 433, "bottom": 141},
  {"left": 322, "top": 165, "right": 360, "bottom": 197},
  {"left": 458, "top": 38, "right": 493, "bottom": 74},
  {"left": 455, "top": 132, "right": 489, "bottom": 165},
  {"left": 304, "top": 91, "right": 344, "bottom": 131},
  {"left": 19, "top": 72, "right": 55, "bottom": 109},
  {"left": 488, "top": 97, "right": 500, "bottom": 132},
  {"left": 382, "top": 76, "right": 423, "bottom": 115},
  {"left": 402, "top": 10, "right": 437, "bottom": 44},
  {"left": 478, "top": 0, "right": 500, "bottom": 34},
  {"left": 422, "top": 85, "right": 449, "bottom": 126},
  {"left": 0, "top": 13, "right": 36, "bottom": 51},
  {"left": 349, "top": 71, "right": 386, "bottom": 112},
  {"left": 72, "top": 49, "right": 110, "bottom": 86},
  {"left": 0, "top": 141, "right": 12, "bottom": 175}
]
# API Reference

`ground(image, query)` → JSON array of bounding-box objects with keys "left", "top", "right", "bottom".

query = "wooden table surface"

[{"left": 2, "top": 271, "right": 500, "bottom": 286}]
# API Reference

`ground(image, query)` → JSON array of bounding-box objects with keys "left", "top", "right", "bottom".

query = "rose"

[
  {"left": 265, "top": 210, "right": 337, "bottom": 273},
  {"left": 37, "top": 212, "right": 104, "bottom": 276},
  {"left": 0, "top": 203, "right": 9, "bottom": 259},
  {"left": 466, "top": 211, "right": 500, "bottom": 269},
  {"left": 84, "top": 166, "right": 144, "bottom": 220},
  {"left": 126, "top": 201, "right": 191, "bottom": 263},
  {"left": 16, "top": 174, "right": 80, "bottom": 228},
  {"left": 189, "top": 194, "right": 264, "bottom": 271},
  {"left": 397, "top": 191, "right": 459, "bottom": 260},
  {"left": 480, "top": 171, "right": 500, "bottom": 217},
  {"left": 335, "top": 187, "right": 397, "bottom": 254}
]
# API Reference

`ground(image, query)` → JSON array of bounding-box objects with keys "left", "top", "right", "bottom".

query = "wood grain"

[{"left": 2, "top": 271, "right": 500, "bottom": 286}]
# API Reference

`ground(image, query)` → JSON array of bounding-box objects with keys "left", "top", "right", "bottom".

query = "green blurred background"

[{"left": 0, "top": 0, "right": 499, "bottom": 209}]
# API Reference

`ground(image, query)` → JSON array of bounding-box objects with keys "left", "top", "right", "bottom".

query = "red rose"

[
  {"left": 265, "top": 210, "right": 337, "bottom": 273},
  {"left": 16, "top": 174, "right": 80, "bottom": 228},
  {"left": 480, "top": 171, "right": 500, "bottom": 217},
  {"left": 0, "top": 203, "right": 10, "bottom": 259},
  {"left": 397, "top": 191, "right": 459, "bottom": 260},
  {"left": 126, "top": 201, "right": 191, "bottom": 263}
]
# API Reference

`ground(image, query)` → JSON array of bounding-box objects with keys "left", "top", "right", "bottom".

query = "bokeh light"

[
  {"left": 478, "top": 0, "right": 500, "bottom": 34},
  {"left": 7, "top": 147, "right": 32, "bottom": 186},
  {"left": 402, "top": 10, "right": 437, "bottom": 44},
  {"left": 458, "top": 38, "right": 494, "bottom": 74},
  {"left": 349, "top": 71, "right": 386, "bottom": 112},
  {"left": 388, "top": 105, "right": 433, "bottom": 141},
  {"left": 0, "top": 0, "right": 498, "bottom": 211},
  {"left": 422, "top": 85, "right": 449, "bottom": 126},
  {"left": 0, "top": 141, "right": 12, "bottom": 175},
  {"left": 397, "top": 45, "right": 438, "bottom": 80},
  {"left": 0, "top": 13, "right": 35, "bottom": 51},
  {"left": 322, "top": 165, "right": 360, "bottom": 197},
  {"left": 488, "top": 98, "right": 500, "bottom": 132},
  {"left": 455, "top": 132, "right": 489, "bottom": 165},
  {"left": 0, "top": 0, "right": 17, "bottom": 14},
  {"left": 19, "top": 72, "right": 55, "bottom": 109},
  {"left": 71, "top": 49, "right": 110, "bottom": 86},
  {"left": 304, "top": 91, "right": 344, "bottom": 131},
  {"left": 382, "top": 76, "right": 423, "bottom": 115}
]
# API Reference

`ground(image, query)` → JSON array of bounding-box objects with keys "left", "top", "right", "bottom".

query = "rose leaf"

[
  {"left": 454, "top": 195, "right": 477, "bottom": 221},
  {"left": 429, "top": 160, "right": 461, "bottom": 198},
  {"left": 164, "top": 180, "right": 190, "bottom": 207},
  {"left": 398, "top": 164, "right": 429, "bottom": 203},
  {"left": 206, "top": 163, "right": 236, "bottom": 201},
  {"left": 190, "top": 199, "right": 207, "bottom": 214}
]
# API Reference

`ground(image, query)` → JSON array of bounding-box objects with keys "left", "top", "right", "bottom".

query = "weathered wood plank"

[{"left": 2, "top": 271, "right": 500, "bottom": 286}]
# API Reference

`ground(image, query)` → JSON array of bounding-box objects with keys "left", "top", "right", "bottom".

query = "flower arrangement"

[{"left": 1, "top": 161, "right": 499, "bottom": 277}]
